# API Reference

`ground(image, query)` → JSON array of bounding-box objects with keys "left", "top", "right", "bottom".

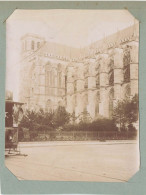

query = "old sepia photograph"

[{"left": 5, "top": 9, "right": 139, "bottom": 182}]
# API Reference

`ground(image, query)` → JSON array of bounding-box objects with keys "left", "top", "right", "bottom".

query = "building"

[{"left": 19, "top": 23, "right": 139, "bottom": 121}]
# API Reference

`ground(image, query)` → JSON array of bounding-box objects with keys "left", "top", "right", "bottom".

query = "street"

[{"left": 5, "top": 141, "right": 139, "bottom": 182}]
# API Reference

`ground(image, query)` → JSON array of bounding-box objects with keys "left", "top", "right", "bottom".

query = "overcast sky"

[{"left": 6, "top": 9, "right": 138, "bottom": 101}]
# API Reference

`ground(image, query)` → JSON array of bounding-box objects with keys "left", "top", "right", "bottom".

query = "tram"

[{"left": 5, "top": 97, "right": 24, "bottom": 154}]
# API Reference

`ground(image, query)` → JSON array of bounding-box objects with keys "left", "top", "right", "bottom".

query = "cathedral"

[{"left": 19, "top": 23, "right": 139, "bottom": 121}]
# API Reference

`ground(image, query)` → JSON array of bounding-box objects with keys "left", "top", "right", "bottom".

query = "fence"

[{"left": 20, "top": 129, "right": 137, "bottom": 142}]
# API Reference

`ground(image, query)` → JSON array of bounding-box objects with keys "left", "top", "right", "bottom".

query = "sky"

[{"left": 6, "top": 9, "right": 138, "bottom": 101}]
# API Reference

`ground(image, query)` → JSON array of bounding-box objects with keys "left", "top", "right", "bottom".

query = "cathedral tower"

[{"left": 21, "top": 34, "right": 45, "bottom": 58}]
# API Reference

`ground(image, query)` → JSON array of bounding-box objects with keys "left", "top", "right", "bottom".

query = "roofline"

[
  {"left": 20, "top": 23, "right": 139, "bottom": 61},
  {"left": 5, "top": 100, "right": 25, "bottom": 105},
  {"left": 21, "top": 33, "right": 45, "bottom": 41}
]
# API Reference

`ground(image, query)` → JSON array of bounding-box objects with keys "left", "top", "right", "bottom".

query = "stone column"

[
  {"left": 75, "top": 65, "right": 85, "bottom": 115},
  {"left": 114, "top": 47, "right": 124, "bottom": 100},
  {"left": 75, "top": 93, "right": 83, "bottom": 117},
  {"left": 129, "top": 41, "right": 139, "bottom": 96},
  {"left": 66, "top": 94, "right": 74, "bottom": 114},
  {"left": 86, "top": 60, "right": 96, "bottom": 118},
  {"left": 76, "top": 65, "right": 84, "bottom": 92},
  {"left": 66, "top": 66, "right": 74, "bottom": 113},
  {"left": 87, "top": 90, "right": 96, "bottom": 118},
  {"left": 99, "top": 54, "right": 109, "bottom": 117},
  {"left": 35, "top": 59, "right": 46, "bottom": 108}
]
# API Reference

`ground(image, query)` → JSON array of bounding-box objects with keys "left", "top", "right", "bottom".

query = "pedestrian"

[{"left": 8, "top": 132, "right": 13, "bottom": 154}]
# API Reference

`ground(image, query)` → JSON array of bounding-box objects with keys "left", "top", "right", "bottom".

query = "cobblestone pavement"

[{"left": 5, "top": 141, "right": 139, "bottom": 182}]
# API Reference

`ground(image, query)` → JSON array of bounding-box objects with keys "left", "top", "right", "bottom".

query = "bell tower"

[{"left": 21, "top": 34, "right": 45, "bottom": 58}]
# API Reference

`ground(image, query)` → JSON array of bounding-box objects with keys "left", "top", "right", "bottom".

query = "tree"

[
  {"left": 113, "top": 94, "right": 139, "bottom": 131},
  {"left": 53, "top": 106, "right": 70, "bottom": 127},
  {"left": 19, "top": 109, "right": 55, "bottom": 132},
  {"left": 79, "top": 110, "right": 92, "bottom": 123}
]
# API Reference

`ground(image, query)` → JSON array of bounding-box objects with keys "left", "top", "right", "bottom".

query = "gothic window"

[
  {"left": 124, "top": 84, "right": 131, "bottom": 99},
  {"left": 108, "top": 58, "right": 114, "bottom": 86},
  {"left": 47, "top": 70, "right": 55, "bottom": 88},
  {"left": 96, "top": 74, "right": 100, "bottom": 89},
  {"left": 57, "top": 71, "right": 62, "bottom": 88},
  {"left": 31, "top": 41, "right": 35, "bottom": 50},
  {"left": 84, "top": 79, "right": 88, "bottom": 89},
  {"left": 47, "top": 71, "right": 52, "bottom": 86},
  {"left": 123, "top": 46, "right": 131, "bottom": 83}
]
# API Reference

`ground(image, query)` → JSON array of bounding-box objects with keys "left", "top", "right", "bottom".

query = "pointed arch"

[{"left": 124, "top": 84, "right": 131, "bottom": 99}]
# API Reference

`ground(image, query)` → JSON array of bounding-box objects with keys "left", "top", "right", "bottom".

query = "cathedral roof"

[
  {"left": 37, "top": 42, "right": 85, "bottom": 61},
  {"left": 85, "top": 23, "right": 139, "bottom": 56},
  {"left": 22, "top": 23, "right": 139, "bottom": 61}
]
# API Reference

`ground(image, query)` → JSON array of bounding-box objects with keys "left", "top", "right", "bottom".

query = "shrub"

[
  {"left": 19, "top": 106, "right": 71, "bottom": 132},
  {"left": 53, "top": 106, "right": 70, "bottom": 127},
  {"left": 113, "top": 94, "right": 139, "bottom": 131},
  {"left": 62, "top": 118, "right": 117, "bottom": 132}
]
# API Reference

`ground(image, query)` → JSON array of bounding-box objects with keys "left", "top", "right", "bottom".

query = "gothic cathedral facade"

[{"left": 19, "top": 24, "right": 139, "bottom": 121}]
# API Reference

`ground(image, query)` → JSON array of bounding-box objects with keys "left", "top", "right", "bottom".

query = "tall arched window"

[
  {"left": 47, "top": 69, "right": 55, "bottom": 88},
  {"left": 123, "top": 46, "right": 131, "bottom": 83},
  {"left": 124, "top": 84, "right": 131, "bottom": 99},
  {"left": 58, "top": 71, "right": 62, "bottom": 88},
  {"left": 108, "top": 58, "right": 114, "bottom": 86},
  {"left": 48, "top": 71, "right": 52, "bottom": 86},
  {"left": 84, "top": 79, "right": 88, "bottom": 89},
  {"left": 96, "top": 74, "right": 100, "bottom": 89},
  {"left": 31, "top": 40, "right": 35, "bottom": 50}
]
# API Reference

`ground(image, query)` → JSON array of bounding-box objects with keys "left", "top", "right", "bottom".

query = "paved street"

[{"left": 5, "top": 141, "right": 139, "bottom": 182}]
